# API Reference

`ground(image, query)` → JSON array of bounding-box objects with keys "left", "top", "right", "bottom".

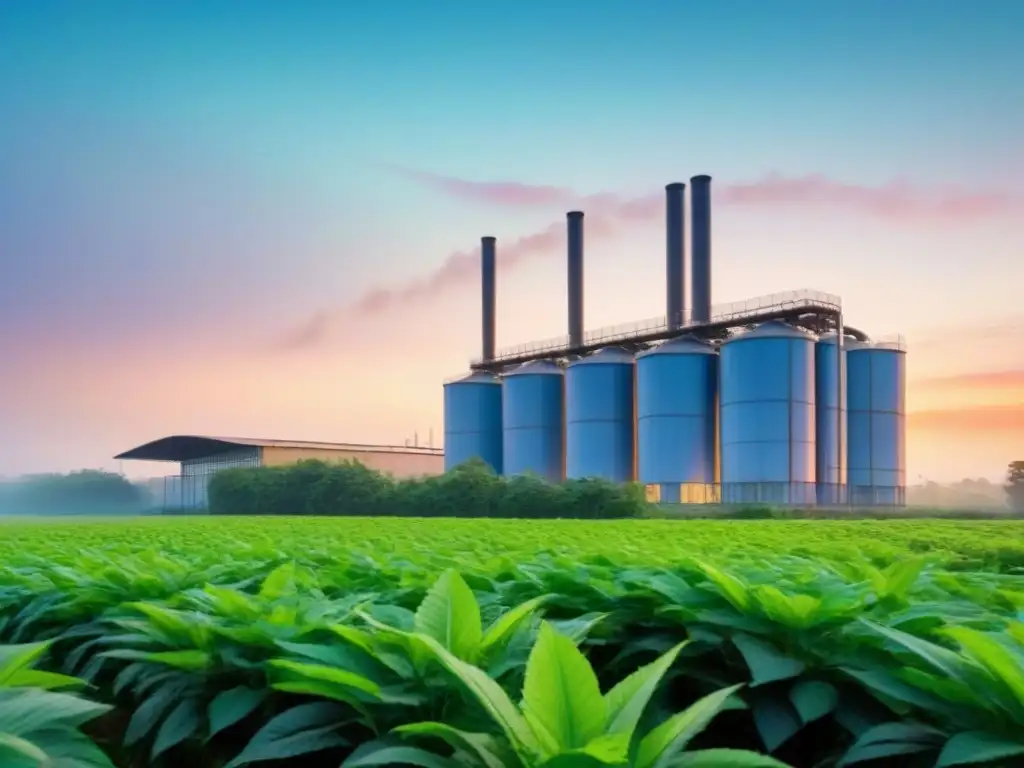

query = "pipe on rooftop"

[
  {"left": 481, "top": 236, "right": 496, "bottom": 361},
  {"left": 567, "top": 211, "right": 584, "bottom": 347},
  {"left": 666, "top": 182, "right": 686, "bottom": 329},
  {"left": 690, "top": 174, "right": 712, "bottom": 324}
]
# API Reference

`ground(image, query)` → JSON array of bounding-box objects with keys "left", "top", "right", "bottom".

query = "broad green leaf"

[
  {"left": 0, "top": 732, "right": 49, "bottom": 764},
  {"left": 788, "top": 681, "right": 837, "bottom": 724},
  {"left": 343, "top": 741, "right": 461, "bottom": 768},
  {"left": 275, "top": 640, "right": 388, "bottom": 680},
  {"left": 669, "top": 749, "right": 794, "bottom": 767},
  {"left": 604, "top": 642, "right": 687, "bottom": 738},
  {"left": 4, "top": 668, "right": 84, "bottom": 691},
  {"left": 691, "top": 561, "right": 750, "bottom": 611},
  {"left": 395, "top": 722, "right": 512, "bottom": 768},
  {"left": 0, "top": 642, "right": 50, "bottom": 683},
  {"left": 840, "top": 667, "right": 948, "bottom": 714},
  {"left": 415, "top": 633, "right": 538, "bottom": 755},
  {"left": 146, "top": 649, "right": 212, "bottom": 670},
  {"left": 13, "top": 728, "right": 116, "bottom": 767},
  {"left": 267, "top": 659, "right": 381, "bottom": 696},
  {"left": 259, "top": 562, "right": 298, "bottom": 599},
  {"left": 936, "top": 731, "right": 1024, "bottom": 767},
  {"left": 208, "top": 686, "right": 267, "bottom": 740},
  {"left": 877, "top": 558, "right": 926, "bottom": 599},
  {"left": 0, "top": 689, "right": 111, "bottom": 735},
  {"left": 480, "top": 596, "right": 549, "bottom": 656},
  {"left": 547, "top": 613, "right": 608, "bottom": 644},
  {"left": 226, "top": 724, "right": 348, "bottom": 768},
  {"left": 577, "top": 732, "right": 631, "bottom": 764},
  {"left": 224, "top": 702, "right": 349, "bottom": 768},
  {"left": 152, "top": 698, "right": 201, "bottom": 760},
  {"left": 732, "top": 635, "right": 805, "bottom": 686},
  {"left": 751, "top": 697, "right": 802, "bottom": 753},
  {"left": 861, "top": 621, "right": 968, "bottom": 681},
  {"left": 634, "top": 684, "right": 743, "bottom": 768},
  {"left": 124, "top": 680, "right": 192, "bottom": 746},
  {"left": 414, "top": 570, "right": 483, "bottom": 661},
  {"left": 522, "top": 622, "right": 606, "bottom": 754},
  {"left": 837, "top": 722, "right": 945, "bottom": 766},
  {"left": 942, "top": 626, "right": 1024, "bottom": 708}
]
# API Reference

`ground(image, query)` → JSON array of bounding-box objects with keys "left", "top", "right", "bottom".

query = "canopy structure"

[{"left": 114, "top": 435, "right": 443, "bottom": 463}]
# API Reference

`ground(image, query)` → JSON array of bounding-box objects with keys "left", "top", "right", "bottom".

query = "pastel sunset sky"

[{"left": 2, "top": 0, "right": 1022, "bottom": 483}]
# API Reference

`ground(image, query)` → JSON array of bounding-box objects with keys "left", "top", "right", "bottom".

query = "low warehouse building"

[{"left": 115, "top": 435, "right": 444, "bottom": 510}]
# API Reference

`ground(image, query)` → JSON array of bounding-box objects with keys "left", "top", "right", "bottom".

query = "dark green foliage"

[
  {"left": 207, "top": 458, "right": 647, "bottom": 519},
  {"left": 0, "top": 470, "right": 148, "bottom": 516},
  {"left": 1006, "top": 461, "right": 1024, "bottom": 513}
]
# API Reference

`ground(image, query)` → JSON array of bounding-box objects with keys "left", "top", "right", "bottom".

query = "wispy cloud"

[
  {"left": 915, "top": 369, "right": 1024, "bottom": 391},
  {"left": 909, "top": 404, "right": 1024, "bottom": 433},
  {"left": 388, "top": 166, "right": 577, "bottom": 208},
  {"left": 278, "top": 169, "right": 1020, "bottom": 350},
  {"left": 393, "top": 166, "right": 1020, "bottom": 222}
]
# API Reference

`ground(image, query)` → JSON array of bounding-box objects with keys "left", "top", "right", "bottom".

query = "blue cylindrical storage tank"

[
  {"left": 847, "top": 342, "right": 907, "bottom": 507},
  {"left": 815, "top": 334, "right": 846, "bottom": 504},
  {"left": 443, "top": 372, "right": 503, "bottom": 473},
  {"left": 637, "top": 336, "right": 718, "bottom": 503},
  {"left": 720, "top": 321, "right": 817, "bottom": 505},
  {"left": 565, "top": 347, "right": 635, "bottom": 482},
  {"left": 502, "top": 360, "right": 564, "bottom": 481}
]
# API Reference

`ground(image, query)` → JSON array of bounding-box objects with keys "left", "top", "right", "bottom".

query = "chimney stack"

[
  {"left": 567, "top": 211, "right": 584, "bottom": 347},
  {"left": 690, "top": 175, "right": 712, "bottom": 324},
  {"left": 665, "top": 183, "right": 686, "bottom": 329},
  {"left": 481, "top": 236, "right": 496, "bottom": 361}
]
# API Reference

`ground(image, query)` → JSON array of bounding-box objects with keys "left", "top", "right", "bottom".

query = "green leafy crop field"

[
  {"left": 1, "top": 516, "right": 1024, "bottom": 768},
  {"left": 4, "top": 516, "right": 1024, "bottom": 571}
]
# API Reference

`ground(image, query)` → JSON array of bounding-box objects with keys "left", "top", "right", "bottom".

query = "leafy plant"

[
  {"left": 0, "top": 641, "right": 114, "bottom": 767},
  {"left": 347, "top": 622, "right": 791, "bottom": 768}
]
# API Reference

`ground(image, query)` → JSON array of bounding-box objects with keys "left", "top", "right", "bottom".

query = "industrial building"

[
  {"left": 443, "top": 174, "right": 907, "bottom": 506},
  {"left": 116, "top": 435, "right": 444, "bottom": 509}
]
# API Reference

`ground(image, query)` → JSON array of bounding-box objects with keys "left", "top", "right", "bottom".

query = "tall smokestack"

[
  {"left": 567, "top": 210, "right": 584, "bottom": 347},
  {"left": 481, "top": 236, "right": 496, "bottom": 361},
  {"left": 665, "top": 182, "right": 686, "bottom": 329},
  {"left": 690, "top": 174, "right": 712, "bottom": 324}
]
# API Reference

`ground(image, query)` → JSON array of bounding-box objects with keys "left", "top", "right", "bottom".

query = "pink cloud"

[
  {"left": 718, "top": 174, "right": 1018, "bottom": 222},
  {"left": 276, "top": 170, "right": 1019, "bottom": 349},
  {"left": 388, "top": 166, "right": 576, "bottom": 208}
]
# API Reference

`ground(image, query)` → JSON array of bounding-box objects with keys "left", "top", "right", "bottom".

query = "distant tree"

[
  {"left": 1006, "top": 461, "right": 1024, "bottom": 513},
  {"left": 0, "top": 470, "right": 146, "bottom": 515}
]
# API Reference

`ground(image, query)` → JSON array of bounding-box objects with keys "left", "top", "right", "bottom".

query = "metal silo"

[
  {"left": 637, "top": 336, "right": 718, "bottom": 503},
  {"left": 502, "top": 360, "right": 564, "bottom": 481},
  {"left": 847, "top": 341, "right": 907, "bottom": 506},
  {"left": 443, "top": 372, "right": 503, "bottom": 473},
  {"left": 720, "top": 321, "right": 816, "bottom": 505},
  {"left": 815, "top": 333, "right": 845, "bottom": 504},
  {"left": 565, "top": 347, "right": 635, "bottom": 482}
]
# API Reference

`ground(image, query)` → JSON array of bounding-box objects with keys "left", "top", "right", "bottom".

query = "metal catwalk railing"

[
  {"left": 471, "top": 288, "right": 842, "bottom": 366},
  {"left": 647, "top": 482, "right": 906, "bottom": 508}
]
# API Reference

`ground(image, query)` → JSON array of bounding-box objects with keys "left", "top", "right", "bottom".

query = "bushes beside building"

[{"left": 207, "top": 457, "right": 646, "bottom": 518}]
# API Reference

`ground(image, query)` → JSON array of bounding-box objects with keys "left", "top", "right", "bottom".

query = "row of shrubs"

[{"left": 207, "top": 458, "right": 647, "bottom": 518}]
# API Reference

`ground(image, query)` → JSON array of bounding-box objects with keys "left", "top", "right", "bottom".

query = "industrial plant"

[{"left": 443, "top": 175, "right": 906, "bottom": 506}]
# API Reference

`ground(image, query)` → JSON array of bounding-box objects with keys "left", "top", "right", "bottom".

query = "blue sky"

[{"left": 1, "top": 0, "right": 1022, "bottom": 480}]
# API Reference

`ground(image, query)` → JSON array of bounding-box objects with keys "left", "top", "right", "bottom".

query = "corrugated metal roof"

[{"left": 115, "top": 435, "right": 444, "bottom": 462}]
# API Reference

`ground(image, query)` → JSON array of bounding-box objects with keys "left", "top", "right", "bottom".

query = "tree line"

[
  {"left": 207, "top": 458, "right": 647, "bottom": 518},
  {"left": 0, "top": 470, "right": 150, "bottom": 515}
]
